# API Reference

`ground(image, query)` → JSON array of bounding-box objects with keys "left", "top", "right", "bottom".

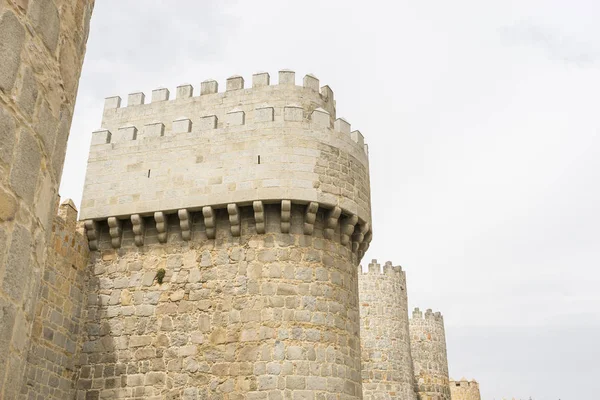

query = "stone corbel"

[
  {"left": 228, "top": 203, "right": 241, "bottom": 237},
  {"left": 202, "top": 206, "right": 215, "bottom": 239},
  {"left": 324, "top": 206, "right": 341, "bottom": 239},
  {"left": 341, "top": 214, "right": 358, "bottom": 246},
  {"left": 253, "top": 201, "right": 265, "bottom": 234},
  {"left": 303, "top": 202, "right": 319, "bottom": 235},
  {"left": 178, "top": 209, "right": 191, "bottom": 241},
  {"left": 107, "top": 217, "right": 122, "bottom": 249},
  {"left": 131, "top": 214, "right": 145, "bottom": 247},
  {"left": 154, "top": 212, "right": 168, "bottom": 243},
  {"left": 281, "top": 200, "right": 291, "bottom": 233},
  {"left": 84, "top": 220, "right": 99, "bottom": 251}
]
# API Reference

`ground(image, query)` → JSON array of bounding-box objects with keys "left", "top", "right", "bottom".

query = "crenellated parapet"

[
  {"left": 359, "top": 260, "right": 417, "bottom": 400},
  {"left": 81, "top": 70, "right": 372, "bottom": 257},
  {"left": 410, "top": 308, "right": 451, "bottom": 400}
]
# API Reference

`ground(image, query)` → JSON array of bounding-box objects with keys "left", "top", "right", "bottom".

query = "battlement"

[
  {"left": 96, "top": 70, "right": 366, "bottom": 154},
  {"left": 361, "top": 259, "right": 405, "bottom": 276},
  {"left": 450, "top": 379, "right": 479, "bottom": 387},
  {"left": 81, "top": 70, "right": 372, "bottom": 248},
  {"left": 411, "top": 307, "right": 444, "bottom": 322}
]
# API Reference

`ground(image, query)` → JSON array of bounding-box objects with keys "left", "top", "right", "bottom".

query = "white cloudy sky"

[{"left": 61, "top": 1, "right": 600, "bottom": 398}]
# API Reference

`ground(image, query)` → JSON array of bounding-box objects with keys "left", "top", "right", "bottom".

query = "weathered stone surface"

[
  {"left": 0, "top": 107, "right": 17, "bottom": 164},
  {"left": 1, "top": 223, "right": 32, "bottom": 302},
  {"left": 0, "top": 187, "right": 17, "bottom": 222},
  {"left": 9, "top": 128, "right": 41, "bottom": 205},
  {"left": 17, "top": 66, "right": 38, "bottom": 118},
  {"left": 0, "top": 10, "right": 25, "bottom": 92},
  {"left": 28, "top": 0, "right": 60, "bottom": 52}
]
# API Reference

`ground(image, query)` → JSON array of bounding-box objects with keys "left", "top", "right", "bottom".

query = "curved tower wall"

[
  {"left": 77, "top": 70, "right": 372, "bottom": 399},
  {"left": 358, "top": 260, "right": 417, "bottom": 400},
  {"left": 409, "top": 308, "right": 451, "bottom": 400},
  {"left": 449, "top": 379, "right": 480, "bottom": 400}
]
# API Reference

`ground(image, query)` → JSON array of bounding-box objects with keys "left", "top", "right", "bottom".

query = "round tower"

[
  {"left": 78, "top": 70, "right": 372, "bottom": 399},
  {"left": 359, "top": 260, "right": 417, "bottom": 400},
  {"left": 449, "top": 378, "right": 481, "bottom": 400},
  {"left": 409, "top": 308, "right": 451, "bottom": 400}
]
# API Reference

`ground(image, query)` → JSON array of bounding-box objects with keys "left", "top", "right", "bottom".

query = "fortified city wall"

[
  {"left": 449, "top": 379, "right": 481, "bottom": 400},
  {"left": 76, "top": 71, "right": 371, "bottom": 399},
  {"left": 23, "top": 199, "right": 90, "bottom": 399},
  {"left": 0, "top": 1, "right": 94, "bottom": 397},
  {"left": 409, "top": 308, "right": 451, "bottom": 400},
  {"left": 358, "top": 260, "right": 416, "bottom": 400}
]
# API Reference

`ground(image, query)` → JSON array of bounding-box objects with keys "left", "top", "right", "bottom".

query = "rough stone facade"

[
  {"left": 23, "top": 199, "right": 90, "bottom": 399},
  {"left": 409, "top": 309, "right": 451, "bottom": 400},
  {"left": 78, "top": 206, "right": 363, "bottom": 399},
  {"left": 0, "top": 0, "right": 94, "bottom": 397},
  {"left": 358, "top": 260, "right": 416, "bottom": 400},
  {"left": 449, "top": 379, "right": 480, "bottom": 400}
]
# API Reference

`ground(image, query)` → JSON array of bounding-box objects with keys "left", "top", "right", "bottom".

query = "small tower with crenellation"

[
  {"left": 359, "top": 259, "right": 417, "bottom": 400},
  {"left": 409, "top": 308, "right": 451, "bottom": 400}
]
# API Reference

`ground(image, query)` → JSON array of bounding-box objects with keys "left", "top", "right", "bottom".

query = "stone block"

[
  {"left": 311, "top": 108, "right": 330, "bottom": 128},
  {"left": 226, "top": 75, "right": 244, "bottom": 91},
  {"left": 320, "top": 85, "right": 334, "bottom": 101},
  {"left": 17, "top": 66, "right": 38, "bottom": 118},
  {"left": 128, "top": 92, "right": 145, "bottom": 106},
  {"left": 0, "top": 107, "right": 16, "bottom": 164},
  {"left": 104, "top": 96, "right": 121, "bottom": 110},
  {"left": 177, "top": 84, "right": 193, "bottom": 99},
  {"left": 227, "top": 109, "right": 245, "bottom": 126},
  {"left": 172, "top": 118, "right": 192, "bottom": 133},
  {"left": 91, "top": 129, "right": 111, "bottom": 145},
  {"left": 1, "top": 223, "right": 31, "bottom": 302},
  {"left": 334, "top": 118, "right": 351, "bottom": 134},
  {"left": 303, "top": 74, "right": 319, "bottom": 91},
  {"left": 201, "top": 79, "right": 218, "bottom": 95},
  {"left": 199, "top": 115, "right": 217, "bottom": 130},
  {"left": 284, "top": 105, "right": 303, "bottom": 121},
  {"left": 113, "top": 126, "right": 137, "bottom": 143},
  {"left": 255, "top": 105, "right": 274, "bottom": 122},
  {"left": 279, "top": 70, "right": 295, "bottom": 85},
  {"left": 143, "top": 123, "right": 164, "bottom": 138},
  {"left": 28, "top": 0, "right": 59, "bottom": 52},
  {"left": 151, "top": 88, "right": 170, "bottom": 102},
  {"left": 35, "top": 100, "right": 59, "bottom": 153},
  {"left": 253, "top": 72, "right": 270, "bottom": 87},
  {"left": 0, "top": 11, "right": 25, "bottom": 92},
  {"left": 9, "top": 128, "right": 41, "bottom": 205},
  {"left": 350, "top": 130, "right": 364, "bottom": 147}
]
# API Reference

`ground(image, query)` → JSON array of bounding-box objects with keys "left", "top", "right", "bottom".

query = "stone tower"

[
  {"left": 449, "top": 379, "right": 481, "bottom": 400},
  {"left": 77, "top": 70, "right": 372, "bottom": 399},
  {"left": 0, "top": 1, "right": 94, "bottom": 397},
  {"left": 409, "top": 308, "right": 451, "bottom": 400},
  {"left": 359, "top": 260, "right": 417, "bottom": 400}
]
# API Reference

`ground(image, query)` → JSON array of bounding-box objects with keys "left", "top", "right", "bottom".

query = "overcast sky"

[{"left": 60, "top": 1, "right": 600, "bottom": 398}]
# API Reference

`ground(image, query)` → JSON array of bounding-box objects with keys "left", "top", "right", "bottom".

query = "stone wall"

[
  {"left": 359, "top": 260, "right": 416, "bottom": 400},
  {"left": 76, "top": 205, "right": 363, "bottom": 400},
  {"left": 409, "top": 308, "right": 451, "bottom": 400},
  {"left": 22, "top": 199, "right": 90, "bottom": 399},
  {"left": 0, "top": 0, "right": 94, "bottom": 397},
  {"left": 449, "top": 379, "right": 480, "bottom": 400}
]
